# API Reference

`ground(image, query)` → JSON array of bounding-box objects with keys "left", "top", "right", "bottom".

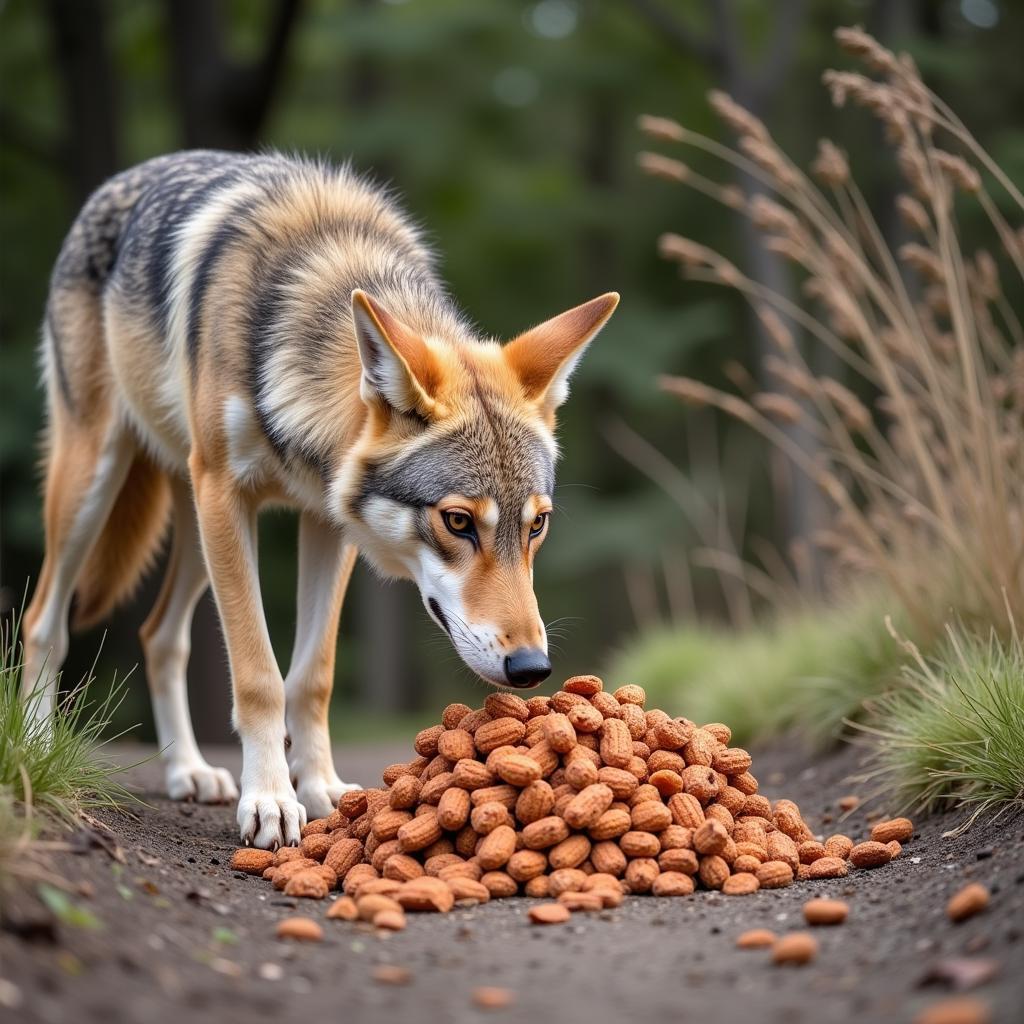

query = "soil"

[{"left": 2, "top": 739, "right": 1022, "bottom": 1024}]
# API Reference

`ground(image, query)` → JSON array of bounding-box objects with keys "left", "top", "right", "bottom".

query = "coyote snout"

[{"left": 338, "top": 288, "right": 618, "bottom": 691}]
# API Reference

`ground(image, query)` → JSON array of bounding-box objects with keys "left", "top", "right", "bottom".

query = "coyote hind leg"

[
  {"left": 23, "top": 424, "right": 135, "bottom": 725},
  {"left": 140, "top": 477, "right": 238, "bottom": 804}
]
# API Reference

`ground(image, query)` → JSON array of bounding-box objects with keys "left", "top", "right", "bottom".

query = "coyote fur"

[{"left": 23, "top": 151, "right": 618, "bottom": 848}]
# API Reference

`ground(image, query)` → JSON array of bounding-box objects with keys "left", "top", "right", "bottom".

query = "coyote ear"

[
  {"left": 504, "top": 292, "right": 619, "bottom": 412},
  {"left": 352, "top": 290, "right": 440, "bottom": 416}
]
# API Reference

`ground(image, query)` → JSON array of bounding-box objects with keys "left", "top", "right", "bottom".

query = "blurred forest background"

[{"left": 1, "top": 0, "right": 1022, "bottom": 743}]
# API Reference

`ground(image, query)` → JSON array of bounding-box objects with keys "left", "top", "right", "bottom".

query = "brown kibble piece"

[
  {"left": 736, "top": 928, "right": 775, "bottom": 949},
  {"left": 651, "top": 871, "right": 695, "bottom": 896},
  {"left": 946, "top": 883, "right": 989, "bottom": 923},
  {"left": 721, "top": 873, "right": 759, "bottom": 895},
  {"left": 276, "top": 916, "right": 323, "bottom": 942},
  {"left": 870, "top": 817, "right": 914, "bottom": 843},
  {"left": 913, "top": 997, "right": 991, "bottom": 1024},
  {"left": 823, "top": 834, "right": 854, "bottom": 860},
  {"left": 230, "top": 848, "right": 275, "bottom": 875},
  {"left": 284, "top": 870, "right": 330, "bottom": 899},
  {"left": 806, "top": 856, "right": 848, "bottom": 880},
  {"left": 850, "top": 841, "right": 892, "bottom": 869},
  {"left": 373, "top": 909, "right": 407, "bottom": 931},
  {"left": 772, "top": 932, "right": 818, "bottom": 965},
  {"left": 803, "top": 898, "right": 849, "bottom": 925},
  {"left": 756, "top": 860, "right": 794, "bottom": 889},
  {"left": 326, "top": 896, "right": 359, "bottom": 920},
  {"left": 563, "top": 674, "right": 603, "bottom": 696},
  {"left": 473, "top": 987, "right": 517, "bottom": 1009},
  {"left": 529, "top": 902, "right": 572, "bottom": 924},
  {"left": 373, "top": 964, "right": 413, "bottom": 985},
  {"left": 558, "top": 890, "right": 606, "bottom": 911}
]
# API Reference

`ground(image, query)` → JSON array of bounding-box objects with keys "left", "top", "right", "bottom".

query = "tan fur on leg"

[
  {"left": 285, "top": 516, "right": 358, "bottom": 818},
  {"left": 140, "top": 477, "right": 237, "bottom": 804},
  {"left": 24, "top": 418, "right": 134, "bottom": 724},
  {"left": 189, "top": 455, "right": 302, "bottom": 848}
]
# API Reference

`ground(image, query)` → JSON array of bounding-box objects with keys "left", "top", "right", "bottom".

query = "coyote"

[{"left": 23, "top": 151, "right": 618, "bottom": 848}]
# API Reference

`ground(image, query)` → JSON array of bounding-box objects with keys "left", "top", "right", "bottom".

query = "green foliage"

[
  {"left": 36, "top": 882, "right": 103, "bottom": 930},
  {"left": 607, "top": 595, "right": 907, "bottom": 745},
  {"left": 853, "top": 627, "right": 1024, "bottom": 829},
  {"left": 0, "top": 621, "right": 137, "bottom": 823}
]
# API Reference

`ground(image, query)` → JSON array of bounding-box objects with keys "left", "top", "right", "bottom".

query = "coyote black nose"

[{"left": 503, "top": 649, "right": 552, "bottom": 689}]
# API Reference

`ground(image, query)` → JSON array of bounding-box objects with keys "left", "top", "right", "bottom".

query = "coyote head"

[{"left": 334, "top": 289, "right": 619, "bottom": 688}]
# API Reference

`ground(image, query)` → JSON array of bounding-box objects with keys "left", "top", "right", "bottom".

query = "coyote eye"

[
  {"left": 442, "top": 510, "right": 475, "bottom": 538},
  {"left": 529, "top": 512, "right": 549, "bottom": 538}
]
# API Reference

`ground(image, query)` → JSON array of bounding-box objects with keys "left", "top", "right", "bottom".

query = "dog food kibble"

[
  {"left": 946, "top": 883, "right": 990, "bottom": 923},
  {"left": 373, "top": 909, "right": 408, "bottom": 931},
  {"left": 772, "top": 932, "right": 819, "bottom": 965},
  {"left": 736, "top": 929, "right": 776, "bottom": 949},
  {"left": 326, "top": 896, "right": 359, "bottom": 920},
  {"left": 473, "top": 987, "right": 517, "bottom": 1009},
  {"left": 529, "top": 902, "right": 572, "bottom": 924},
  {"left": 276, "top": 917, "right": 323, "bottom": 942},
  {"left": 870, "top": 817, "right": 914, "bottom": 843},
  {"left": 803, "top": 898, "right": 849, "bottom": 925},
  {"left": 228, "top": 675, "right": 916, "bottom": 933},
  {"left": 914, "top": 997, "right": 991, "bottom": 1024},
  {"left": 849, "top": 841, "right": 892, "bottom": 868},
  {"left": 230, "top": 848, "right": 275, "bottom": 875},
  {"left": 372, "top": 965, "right": 413, "bottom": 985}
]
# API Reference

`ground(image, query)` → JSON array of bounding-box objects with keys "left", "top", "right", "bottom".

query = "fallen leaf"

[
  {"left": 37, "top": 884, "right": 102, "bottom": 931},
  {"left": 77, "top": 814, "right": 125, "bottom": 862},
  {"left": 209, "top": 958, "right": 242, "bottom": 977},
  {"left": 56, "top": 952, "right": 84, "bottom": 976},
  {"left": 919, "top": 958, "right": 1001, "bottom": 991}
]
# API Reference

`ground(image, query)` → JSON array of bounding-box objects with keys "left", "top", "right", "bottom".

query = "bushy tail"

[{"left": 71, "top": 452, "right": 171, "bottom": 632}]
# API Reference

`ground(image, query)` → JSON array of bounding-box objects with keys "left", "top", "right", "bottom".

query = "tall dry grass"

[{"left": 638, "top": 26, "right": 1023, "bottom": 640}]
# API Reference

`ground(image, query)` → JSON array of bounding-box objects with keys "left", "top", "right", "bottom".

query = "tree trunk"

[
  {"left": 46, "top": 0, "right": 119, "bottom": 202},
  {"left": 163, "top": 0, "right": 302, "bottom": 150}
]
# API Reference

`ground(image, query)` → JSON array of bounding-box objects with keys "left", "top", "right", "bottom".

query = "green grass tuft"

[
  {"left": 0, "top": 619, "right": 138, "bottom": 826},
  {"left": 605, "top": 595, "right": 907, "bottom": 746},
  {"left": 851, "top": 625, "right": 1024, "bottom": 830}
]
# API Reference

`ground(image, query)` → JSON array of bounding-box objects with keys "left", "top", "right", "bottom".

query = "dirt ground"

[{"left": 2, "top": 738, "right": 1022, "bottom": 1024}]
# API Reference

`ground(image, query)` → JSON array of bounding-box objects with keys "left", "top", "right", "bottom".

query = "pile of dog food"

[{"left": 230, "top": 676, "right": 914, "bottom": 932}]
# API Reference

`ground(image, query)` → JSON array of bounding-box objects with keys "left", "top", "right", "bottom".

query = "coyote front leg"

[
  {"left": 285, "top": 514, "right": 359, "bottom": 819},
  {"left": 190, "top": 459, "right": 303, "bottom": 848}
]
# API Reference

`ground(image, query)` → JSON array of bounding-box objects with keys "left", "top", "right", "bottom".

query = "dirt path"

[{"left": 2, "top": 740, "right": 1021, "bottom": 1024}]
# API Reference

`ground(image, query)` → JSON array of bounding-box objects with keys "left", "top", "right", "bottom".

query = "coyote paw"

[
  {"left": 237, "top": 788, "right": 305, "bottom": 850},
  {"left": 294, "top": 772, "right": 360, "bottom": 821},
  {"left": 166, "top": 760, "right": 238, "bottom": 804}
]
